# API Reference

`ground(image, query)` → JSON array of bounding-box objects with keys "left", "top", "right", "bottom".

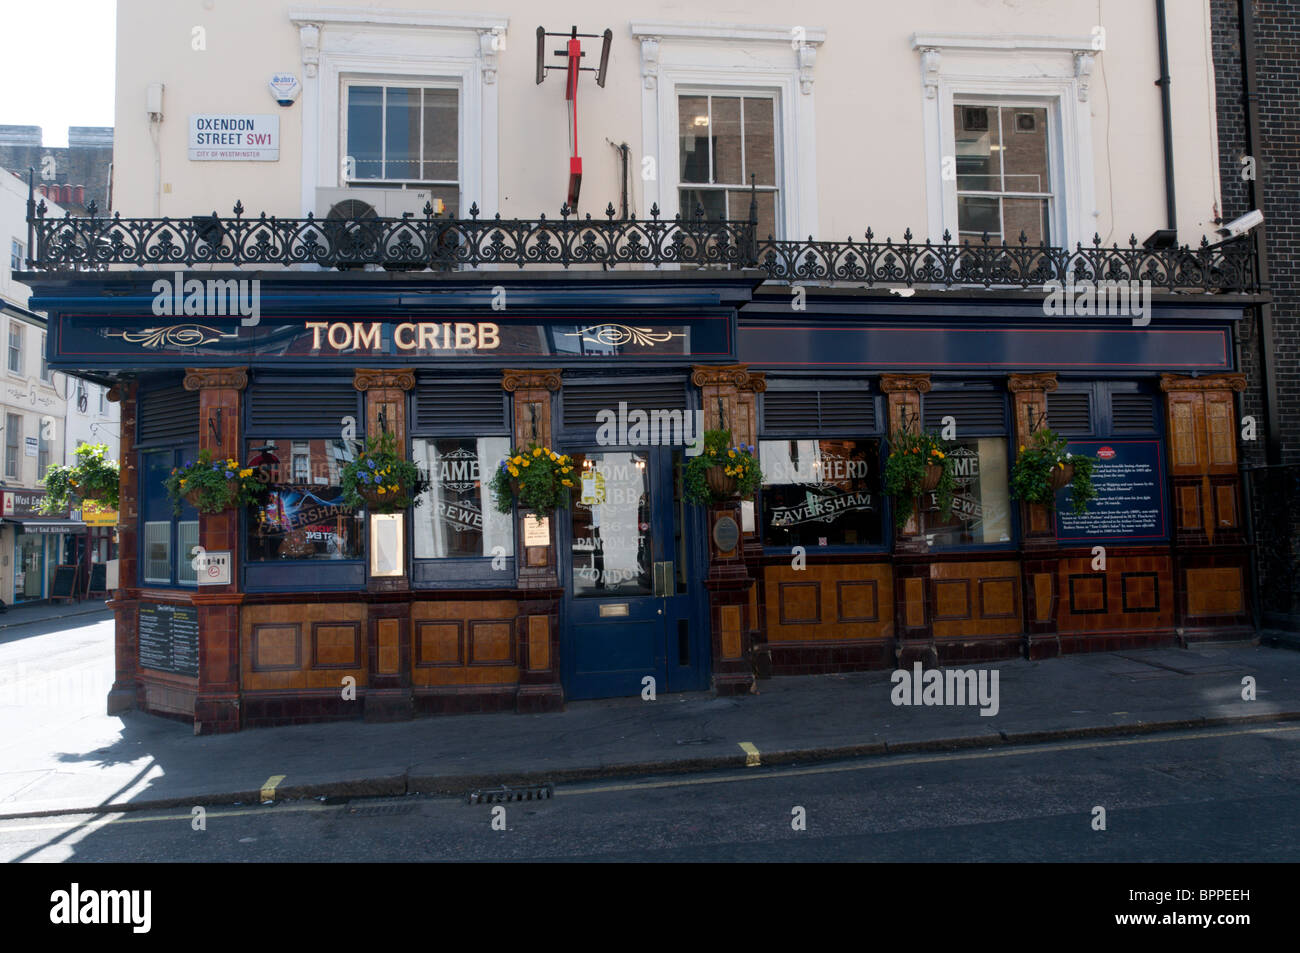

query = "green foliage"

[
  {"left": 340, "top": 431, "right": 426, "bottom": 513},
  {"left": 40, "top": 443, "right": 120, "bottom": 514},
  {"left": 883, "top": 429, "right": 956, "bottom": 530},
  {"left": 682, "top": 429, "right": 763, "bottom": 505},
  {"left": 1009, "top": 427, "right": 1098, "bottom": 515},
  {"left": 163, "top": 448, "right": 267, "bottom": 515},
  {"left": 489, "top": 444, "right": 574, "bottom": 515}
]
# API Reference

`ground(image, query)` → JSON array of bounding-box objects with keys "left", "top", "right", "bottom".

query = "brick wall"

[{"left": 1211, "top": 0, "right": 1300, "bottom": 628}]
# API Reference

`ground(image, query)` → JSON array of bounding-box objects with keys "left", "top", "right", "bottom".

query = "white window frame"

[
  {"left": 7, "top": 322, "right": 22, "bottom": 375},
  {"left": 912, "top": 33, "right": 1099, "bottom": 249},
  {"left": 675, "top": 88, "right": 783, "bottom": 230},
  {"left": 290, "top": 8, "right": 507, "bottom": 217},
  {"left": 632, "top": 21, "right": 824, "bottom": 241},
  {"left": 340, "top": 79, "right": 461, "bottom": 190}
]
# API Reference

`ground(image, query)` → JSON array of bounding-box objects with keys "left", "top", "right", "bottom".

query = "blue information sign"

[{"left": 1055, "top": 439, "right": 1167, "bottom": 542}]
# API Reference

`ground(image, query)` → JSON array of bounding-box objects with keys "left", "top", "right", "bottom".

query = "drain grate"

[
  {"left": 467, "top": 783, "right": 554, "bottom": 805},
  {"left": 345, "top": 799, "right": 419, "bottom": 817}
]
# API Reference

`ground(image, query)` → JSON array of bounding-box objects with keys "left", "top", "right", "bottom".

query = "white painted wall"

[{"left": 110, "top": 0, "right": 1226, "bottom": 250}]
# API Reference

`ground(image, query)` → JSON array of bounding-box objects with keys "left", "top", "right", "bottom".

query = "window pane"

[
  {"left": 246, "top": 438, "right": 363, "bottom": 561},
  {"left": 5, "top": 413, "right": 19, "bottom": 478},
  {"left": 1002, "top": 197, "right": 1050, "bottom": 245},
  {"left": 924, "top": 438, "right": 1012, "bottom": 547},
  {"left": 144, "top": 521, "right": 170, "bottom": 584},
  {"left": 384, "top": 87, "right": 421, "bottom": 180},
  {"left": 760, "top": 439, "right": 883, "bottom": 547},
  {"left": 678, "top": 96, "right": 711, "bottom": 184},
  {"left": 743, "top": 97, "right": 776, "bottom": 186},
  {"left": 679, "top": 188, "right": 726, "bottom": 222},
  {"left": 412, "top": 437, "right": 513, "bottom": 558},
  {"left": 728, "top": 189, "right": 777, "bottom": 239},
  {"left": 421, "top": 88, "right": 458, "bottom": 183},
  {"left": 958, "top": 195, "right": 1001, "bottom": 240},
  {"left": 1002, "top": 107, "right": 1050, "bottom": 193},
  {"left": 954, "top": 104, "right": 1001, "bottom": 192},
  {"left": 177, "top": 520, "right": 199, "bottom": 585},
  {"left": 570, "top": 452, "right": 652, "bottom": 597},
  {"left": 711, "top": 96, "right": 742, "bottom": 184},
  {"left": 346, "top": 85, "right": 383, "bottom": 181}
]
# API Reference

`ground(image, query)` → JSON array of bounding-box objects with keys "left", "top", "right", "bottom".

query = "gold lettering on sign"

[
  {"left": 303, "top": 322, "right": 503, "bottom": 353},
  {"left": 354, "top": 323, "right": 381, "bottom": 351}
]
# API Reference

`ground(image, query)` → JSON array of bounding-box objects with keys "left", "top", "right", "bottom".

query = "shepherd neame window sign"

[{"left": 188, "top": 115, "right": 280, "bottom": 161}]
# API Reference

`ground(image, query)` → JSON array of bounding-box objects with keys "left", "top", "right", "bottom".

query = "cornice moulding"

[{"left": 631, "top": 20, "right": 826, "bottom": 45}]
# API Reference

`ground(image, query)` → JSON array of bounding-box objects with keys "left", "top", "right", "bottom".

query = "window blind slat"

[
  {"left": 1111, "top": 392, "right": 1157, "bottom": 434},
  {"left": 922, "top": 391, "right": 1005, "bottom": 433},
  {"left": 248, "top": 376, "right": 357, "bottom": 431},
  {"left": 1047, "top": 391, "right": 1093, "bottom": 436},
  {"left": 137, "top": 386, "right": 199, "bottom": 444}
]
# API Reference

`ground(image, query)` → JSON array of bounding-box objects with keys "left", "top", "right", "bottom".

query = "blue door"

[{"left": 561, "top": 446, "right": 708, "bottom": 700}]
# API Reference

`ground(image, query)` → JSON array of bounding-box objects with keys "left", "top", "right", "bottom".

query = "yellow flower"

[
  {"left": 1058, "top": 461, "right": 1065, "bottom": 469},
  {"left": 727, "top": 450, "right": 736, "bottom": 458},
  {"left": 549, "top": 452, "right": 558, "bottom": 461},
  {"left": 533, "top": 448, "right": 543, "bottom": 457},
  {"left": 508, "top": 467, "right": 519, "bottom": 477},
  {"left": 377, "top": 486, "right": 387, "bottom": 495},
  {"left": 521, "top": 459, "right": 530, "bottom": 468},
  {"left": 512, "top": 456, "right": 522, "bottom": 465},
  {"left": 179, "top": 478, "right": 187, "bottom": 487},
  {"left": 1019, "top": 445, "right": 1025, "bottom": 452},
  {"left": 388, "top": 484, "right": 398, "bottom": 492},
  {"left": 562, "top": 466, "right": 572, "bottom": 473},
  {"left": 562, "top": 479, "right": 573, "bottom": 487},
  {"left": 239, "top": 468, "right": 253, "bottom": 478}
]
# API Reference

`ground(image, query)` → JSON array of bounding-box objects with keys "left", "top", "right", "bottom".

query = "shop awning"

[{"left": 3, "top": 519, "right": 88, "bottom": 534}]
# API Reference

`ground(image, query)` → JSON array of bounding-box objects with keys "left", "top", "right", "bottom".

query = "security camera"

[{"left": 1216, "top": 209, "right": 1263, "bottom": 238}]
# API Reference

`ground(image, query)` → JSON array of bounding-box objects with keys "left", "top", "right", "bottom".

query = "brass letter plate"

[{"left": 599, "top": 603, "right": 630, "bottom": 618}]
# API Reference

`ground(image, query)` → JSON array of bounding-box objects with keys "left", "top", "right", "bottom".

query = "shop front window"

[
  {"left": 760, "top": 439, "right": 884, "bottom": 547},
  {"left": 140, "top": 447, "right": 199, "bottom": 587},
  {"left": 411, "top": 437, "right": 513, "bottom": 559},
  {"left": 922, "top": 438, "right": 1012, "bottom": 547},
  {"left": 246, "top": 438, "right": 363, "bottom": 561}
]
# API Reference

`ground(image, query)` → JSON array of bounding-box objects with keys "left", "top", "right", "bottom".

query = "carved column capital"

[
  {"left": 354, "top": 368, "right": 415, "bottom": 392},
  {"left": 879, "top": 374, "right": 931, "bottom": 394},
  {"left": 1159, "top": 373, "right": 1247, "bottom": 393},
  {"left": 501, "top": 369, "right": 562, "bottom": 393},
  {"left": 1007, "top": 373, "right": 1059, "bottom": 393},
  {"left": 690, "top": 364, "right": 766, "bottom": 392},
  {"left": 183, "top": 367, "right": 248, "bottom": 392},
  {"left": 299, "top": 23, "right": 321, "bottom": 78}
]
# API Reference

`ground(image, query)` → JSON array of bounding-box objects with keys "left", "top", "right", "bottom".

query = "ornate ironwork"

[{"left": 25, "top": 182, "right": 1259, "bottom": 293}]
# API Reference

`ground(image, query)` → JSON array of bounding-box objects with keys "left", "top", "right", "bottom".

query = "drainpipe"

[
  {"left": 1154, "top": 0, "right": 1177, "bottom": 232},
  {"left": 1239, "top": 0, "right": 1282, "bottom": 467}
]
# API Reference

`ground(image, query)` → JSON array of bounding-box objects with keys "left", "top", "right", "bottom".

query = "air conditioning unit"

[{"left": 314, "top": 187, "right": 437, "bottom": 270}]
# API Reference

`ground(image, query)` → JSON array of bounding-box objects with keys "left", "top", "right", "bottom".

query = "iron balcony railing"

[{"left": 25, "top": 180, "right": 1259, "bottom": 294}]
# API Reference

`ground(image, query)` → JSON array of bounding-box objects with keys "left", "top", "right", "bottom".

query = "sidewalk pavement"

[
  {"left": 2, "top": 637, "right": 1297, "bottom": 820},
  {"left": 0, "top": 598, "right": 111, "bottom": 631}
]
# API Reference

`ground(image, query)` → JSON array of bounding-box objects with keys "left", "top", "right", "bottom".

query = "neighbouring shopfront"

[
  {"left": 0, "top": 488, "right": 85, "bottom": 604},
  {"left": 24, "top": 231, "right": 1260, "bottom": 732}
]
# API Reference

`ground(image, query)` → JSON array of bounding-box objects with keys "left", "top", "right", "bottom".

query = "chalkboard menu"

[
  {"left": 88, "top": 562, "right": 107, "bottom": 593},
  {"left": 1056, "top": 440, "right": 1167, "bottom": 542},
  {"left": 138, "top": 603, "right": 200, "bottom": 677},
  {"left": 51, "top": 565, "right": 78, "bottom": 600}
]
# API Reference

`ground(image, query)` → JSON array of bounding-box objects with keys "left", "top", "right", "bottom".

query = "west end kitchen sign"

[{"left": 188, "top": 115, "right": 280, "bottom": 161}]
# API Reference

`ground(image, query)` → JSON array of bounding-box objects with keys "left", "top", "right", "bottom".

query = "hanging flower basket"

[
  {"left": 1010, "top": 428, "right": 1097, "bottom": 515},
  {"left": 40, "top": 443, "right": 120, "bottom": 514},
  {"left": 919, "top": 463, "right": 944, "bottom": 493},
  {"left": 704, "top": 465, "right": 739, "bottom": 499},
  {"left": 164, "top": 449, "right": 266, "bottom": 514},
  {"left": 683, "top": 430, "right": 762, "bottom": 505},
  {"left": 340, "top": 431, "right": 426, "bottom": 514},
  {"left": 1048, "top": 461, "right": 1076, "bottom": 492},
  {"left": 883, "top": 429, "right": 956, "bottom": 531},
  {"left": 489, "top": 445, "right": 574, "bottom": 515}
]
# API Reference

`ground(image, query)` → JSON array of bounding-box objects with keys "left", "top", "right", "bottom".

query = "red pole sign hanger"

[{"left": 536, "top": 25, "right": 612, "bottom": 210}]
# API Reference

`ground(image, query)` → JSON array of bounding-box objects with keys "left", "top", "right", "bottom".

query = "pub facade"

[{"left": 20, "top": 2, "right": 1268, "bottom": 731}]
